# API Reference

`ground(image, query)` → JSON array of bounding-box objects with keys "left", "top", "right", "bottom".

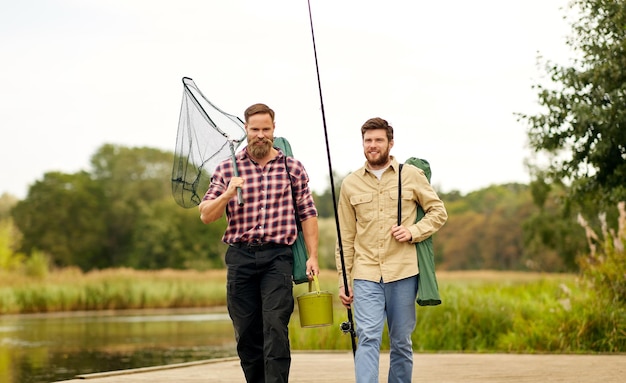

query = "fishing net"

[{"left": 171, "top": 77, "right": 246, "bottom": 208}]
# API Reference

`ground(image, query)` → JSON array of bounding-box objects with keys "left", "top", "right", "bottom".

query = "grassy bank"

[
  {"left": 0, "top": 267, "right": 228, "bottom": 313},
  {"left": 289, "top": 271, "right": 612, "bottom": 352},
  {"left": 1, "top": 269, "right": 623, "bottom": 352}
]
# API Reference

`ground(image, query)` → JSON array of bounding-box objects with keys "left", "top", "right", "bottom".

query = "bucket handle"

[{"left": 309, "top": 275, "right": 322, "bottom": 295}]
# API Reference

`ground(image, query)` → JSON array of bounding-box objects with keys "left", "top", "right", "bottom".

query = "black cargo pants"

[{"left": 225, "top": 243, "right": 295, "bottom": 383}]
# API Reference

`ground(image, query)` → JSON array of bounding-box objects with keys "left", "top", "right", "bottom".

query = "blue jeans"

[{"left": 353, "top": 276, "right": 418, "bottom": 383}]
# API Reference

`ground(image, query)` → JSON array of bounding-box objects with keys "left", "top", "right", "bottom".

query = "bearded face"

[
  {"left": 365, "top": 142, "right": 391, "bottom": 167},
  {"left": 363, "top": 129, "right": 393, "bottom": 168},
  {"left": 245, "top": 113, "right": 275, "bottom": 159}
]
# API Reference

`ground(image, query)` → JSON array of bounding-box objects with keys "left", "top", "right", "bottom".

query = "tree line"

[
  {"left": 4, "top": 144, "right": 228, "bottom": 271},
  {"left": 0, "top": 142, "right": 594, "bottom": 273}
]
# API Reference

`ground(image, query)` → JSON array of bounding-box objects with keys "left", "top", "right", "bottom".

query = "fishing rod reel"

[{"left": 340, "top": 321, "right": 353, "bottom": 335}]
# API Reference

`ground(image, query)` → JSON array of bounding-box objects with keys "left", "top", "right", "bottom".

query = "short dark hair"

[
  {"left": 244, "top": 103, "right": 275, "bottom": 122},
  {"left": 361, "top": 117, "right": 393, "bottom": 141}
]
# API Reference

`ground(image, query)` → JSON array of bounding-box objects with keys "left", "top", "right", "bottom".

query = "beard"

[
  {"left": 365, "top": 145, "right": 391, "bottom": 167},
  {"left": 248, "top": 137, "right": 273, "bottom": 159}
]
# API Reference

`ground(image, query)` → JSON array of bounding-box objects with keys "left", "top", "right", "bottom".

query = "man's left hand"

[{"left": 391, "top": 224, "right": 412, "bottom": 242}]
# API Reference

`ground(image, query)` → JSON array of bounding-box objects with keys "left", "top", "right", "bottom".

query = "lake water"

[{"left": 0, "top": 308, "right": 237, "bottom": 383}]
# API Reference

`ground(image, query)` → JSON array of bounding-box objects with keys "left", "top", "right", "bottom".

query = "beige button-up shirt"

[{"left": 335, "top": 157, "right": 447, "bottom": 287}]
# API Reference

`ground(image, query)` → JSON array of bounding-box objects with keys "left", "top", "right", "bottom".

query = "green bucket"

[{"left": 296, "top": 275, "right": 333, "bottom": 328}]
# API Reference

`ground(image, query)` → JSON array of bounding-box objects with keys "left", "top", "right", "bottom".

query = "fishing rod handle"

[{"left": 237, "top": 188, "right": 244, "bottom": 207}]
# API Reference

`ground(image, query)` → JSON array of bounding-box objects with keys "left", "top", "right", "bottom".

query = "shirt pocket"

[{"left": 350, "top": 193, "right": 375, "bottom": 222}]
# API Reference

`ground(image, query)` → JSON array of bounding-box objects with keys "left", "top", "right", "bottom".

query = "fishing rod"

[{"left": 306, "top": 0, "right": 357, "bottom": 356}]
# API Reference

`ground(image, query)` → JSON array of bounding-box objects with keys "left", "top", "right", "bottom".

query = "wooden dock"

[{"left": 54, "top": 352, "right": 626, "bottom": 382}]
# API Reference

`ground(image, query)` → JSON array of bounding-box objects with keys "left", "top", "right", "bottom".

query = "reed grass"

[
  {"left": 0, "top": 267, "right": 227, "bottom": 313},
  {"left": 1, "top": 268, "right": 623, "bottom": 352},
  {"left": 290, "top": 272, "right": 597, "bottom": 352}
]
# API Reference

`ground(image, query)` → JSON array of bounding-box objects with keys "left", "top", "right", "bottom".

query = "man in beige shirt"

[{"left": 335, "top": 117, "right": 447, "bottom": 383}]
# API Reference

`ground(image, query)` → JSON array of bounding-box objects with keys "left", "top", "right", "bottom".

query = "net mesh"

[{"left": 171, "top": 77, "right": 246, "bottom": 208}]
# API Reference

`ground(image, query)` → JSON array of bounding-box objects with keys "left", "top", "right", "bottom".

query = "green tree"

[
  {"left": 0, "top": 219, "right": 25, "bottom": 271},
  {"left": 521, "top": 178, "right": 587, "bottom": 271},
  {"left": 436, "top": 209, "right": 485, "bottom": 269},
  {"left": 435, "top": 184, "right": 534, "bottom": 270},
  {"left": 519, "top": 0, "right": 626, "bottom": 210},
  {"left": 0, "top": 193, "right": 21, "bottom": 271},
  {"left": 129, "top": 197, "right": 227, "bottom": 269},
  {"left": 12, "top": 171, "right": 107, "bottom": 268},
  {"left": 90, "top": 144, "right": 173, "bottom": 266},
  {"left": 12, "top": 144, "right": 228, "bottom": 271}
]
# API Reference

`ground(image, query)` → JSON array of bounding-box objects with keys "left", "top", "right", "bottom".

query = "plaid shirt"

[{"left": 203, "top": 147, "right": 317, "bottom": 245}]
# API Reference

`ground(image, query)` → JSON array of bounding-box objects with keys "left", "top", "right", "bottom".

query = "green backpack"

[
  {"left": 401, "top": 157, "right": 442, "bottom": 306},
  {"left": 274, "top": 137, "right": 309, "bottom": 285}
]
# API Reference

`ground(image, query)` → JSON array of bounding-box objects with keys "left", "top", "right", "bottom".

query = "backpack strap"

[
  {"left": 398, "top": 163, "right": 403, "bottom": 226},
  {"left": 284, "top": 156, "right": 303, "bottom": 231}
]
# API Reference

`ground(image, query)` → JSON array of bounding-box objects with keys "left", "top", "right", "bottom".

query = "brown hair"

[
  {"left": 361, "top": 117, "right": 393, "bottom": 141},
  {"left": 244, "top": 103, "right": 275, "bottom": 123}
]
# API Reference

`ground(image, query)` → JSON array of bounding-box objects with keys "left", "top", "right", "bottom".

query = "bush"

[
  {"left": 577, "top": 201, "right": 626, "bottom": 305},
  {"left": 576, "top": 201, "right": 626, "bottom": 351}
]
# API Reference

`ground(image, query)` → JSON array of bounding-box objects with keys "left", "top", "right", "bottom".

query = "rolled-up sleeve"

[
  {"left": 408, "top": 169, "right": 447, "bottom": 243},
  {"left": 291, "top": 158, "right": 318, "bottom": 221}
]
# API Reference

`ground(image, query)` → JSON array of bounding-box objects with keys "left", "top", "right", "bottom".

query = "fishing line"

[{"left": 306, "top": 0, "right": 357, "bottom": 355}]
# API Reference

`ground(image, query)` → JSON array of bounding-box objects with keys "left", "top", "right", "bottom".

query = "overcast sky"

[{"left": 1, "top": 0, "right": 574, "bottom": 199}]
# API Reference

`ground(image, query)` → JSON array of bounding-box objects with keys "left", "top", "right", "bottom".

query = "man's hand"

[
  {"left": 338, "top": 284, "right": 353, "bottom": 308},
  {"left": 305, "top": 256, "right": 320, "bottom": 280},
  {"left": 199, "top": 177, "right": 245, "bottom": 224},
  {"left": 226, "top": 176, "right": 244, "bottom": 198},
  {"left": 391, "top": 224, "right": 412, "bottom": 242}
]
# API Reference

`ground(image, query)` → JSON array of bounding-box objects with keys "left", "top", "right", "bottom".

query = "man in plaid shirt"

[{"left": 199, "top": 103, "right": 319, "bottom": 383}]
